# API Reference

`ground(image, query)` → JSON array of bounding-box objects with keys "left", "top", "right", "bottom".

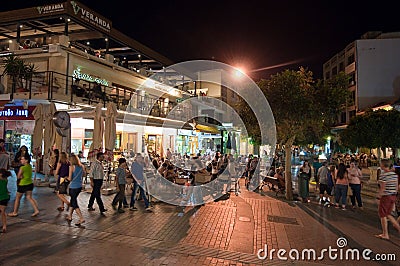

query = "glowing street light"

[{"left": 233, "top": 67, "right": 246, "bottom": 78}]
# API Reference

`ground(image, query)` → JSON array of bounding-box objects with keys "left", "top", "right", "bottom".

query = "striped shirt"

[
  {"left": 379, "top": 171, "right": 398, "bottom": 196},
  {"left": 89, "top": 160, "right": 104, "bottom": 180}
]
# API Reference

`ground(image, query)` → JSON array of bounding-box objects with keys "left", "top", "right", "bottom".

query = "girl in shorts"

[
  {"left": 0, "top": 168, "right": 12, "bottom": 233},
  {"left": 8, "top": 155, "right": 40, "bottom": 217}
]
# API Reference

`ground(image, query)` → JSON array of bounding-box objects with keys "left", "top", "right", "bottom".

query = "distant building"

[{"left": 323, "top": 31, "right": 400, "bottom": 125}]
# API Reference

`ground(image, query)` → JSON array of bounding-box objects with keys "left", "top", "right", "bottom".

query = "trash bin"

[{"left": 298, "top": 173, "right": 309, "bottom": 200}]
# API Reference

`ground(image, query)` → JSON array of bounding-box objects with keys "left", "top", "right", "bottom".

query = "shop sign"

[
  {"left": 70, "top": 1, "right": 112, "bottom": 32},
  {"left": 0, "top": 106, "right": 35, "bottom": 120},
  {"left": 72, "top": 67, "right": 109, "bottom": 86},
  {"left": 37, "top": 3, "right": 65, "bottom": 15}
]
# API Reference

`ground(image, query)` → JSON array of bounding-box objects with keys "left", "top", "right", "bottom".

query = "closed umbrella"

[
  {"left": 43, "top": 102, "right": 57, "bottom": 157},
  {"left": 43, "top": 102, "right": 57, "bottom": 181},
  {"left": 32, "top": 103, "right": 44, "bottom": 158},
  {"left": 104, "top": 102, "right": 117, "bottom": 161},
  {"left": 88, "top": 103, "right": 104, "bottom": 161}
]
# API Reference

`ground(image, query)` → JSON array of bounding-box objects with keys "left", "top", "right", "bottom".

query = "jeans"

[
  {"left": 335, "top": 184, "right": 348, "bottom": 206},
  {"left": 88, "top": 179, "right": 106, "bottom": 212},
  {"left": 130, "top": 182, "right": 149, "bottom": 208},
  {"left": 69, "top": 187, "right": 82, "bottom": 209},
  {"left": 112, "top": 184, "right": 126, "bottom": 209},
  {"left": 349, "top": 183, "right": 363, "bottom": 207}
]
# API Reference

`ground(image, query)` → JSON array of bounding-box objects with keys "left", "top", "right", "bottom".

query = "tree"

[
  {"left": 258, "top": 67, "right": 350, "bottom": 200},
  {"left": 341, "top": 109, "right": 400, "bottom": 158}
]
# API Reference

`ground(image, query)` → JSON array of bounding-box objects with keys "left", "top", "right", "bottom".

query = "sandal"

[
  {"left": 375, "top": 234, "right": 389, "bottom": 240},
  {"left": 1, "top": 227, "right": 6, "bottom": 233},
  {"left": 65, "top": 216, "right": 72, "bottom": 222},
  {"left": 57, "top": 207, "right": 65, "bottom": 211},
  {"left": 7, "top": 212, "right": 18, "bottom": 217},
  {"left": 31, "top": 211, "right": 39, "bottom": 217},
  {"left": 75, "top": 220, "right": 85, "bottom": 227}
]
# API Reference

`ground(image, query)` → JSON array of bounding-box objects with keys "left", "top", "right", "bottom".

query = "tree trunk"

[{"left": 285, "top": 136, "right": 295, "bottom": 200}]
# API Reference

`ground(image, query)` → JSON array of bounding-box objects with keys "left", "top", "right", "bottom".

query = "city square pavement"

[{"left": 0, "top": 172, "right": 399, "bottom": 266}]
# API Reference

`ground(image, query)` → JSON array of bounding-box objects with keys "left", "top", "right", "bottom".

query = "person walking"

[
  {"left": 8, "top": 155, "right": 40, "bottom": 217},
  {"left": 65, "top": 154, "right": 85, "bottom": 227},
  {"left": 375, "top": 159, "right": 400, "bottom": 240},
  {"left": 0, "top": 169, "right": 12, "bottom": 233},
  {"left": 334, "top": 163, "right": 349, "bottom": 210},
  {"left": 317, "top": 161, "right": 331, "bottom": 206},
  {"left": 0, "top": 141, "right": 10, "bottom": 170},
  {"left": 54, "top": 152, "right": 70, "bottom": 211},
  {"left": 348, "top": 161, "right": 363, "bottom": 210},
  {"left": 130, "top": 153, "right": 152, "bottom": 212},
  {"left": 87, "top": 152, "right": 107, "bottom": 214},
  {"left": 299, "top": 161, "right": 312, "bottom": 203},
  {"left": 11, "top": 145, "right": 29, "bottom": 177},
  {"left": 112, "top": 158, "right": 128, "bottom": 213}
]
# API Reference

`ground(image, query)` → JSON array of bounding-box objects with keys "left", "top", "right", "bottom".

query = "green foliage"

[
  {"left": 1, "top": 54, "right": 36, "bottom": 89},
  {"left": 340, "top": 109, "right": 400, "bottom": 151}
]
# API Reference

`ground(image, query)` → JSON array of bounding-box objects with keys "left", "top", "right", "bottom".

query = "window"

[
  {"left": 349, "top": 110, "right": 356, "bottom": 120},
  {"left": 340, "top": 112, "right": 346, "bottom": 124},
  {"left": 339, "top": 62, "right": 344, "bottom": 72},
  {"left": 325, "top": 72, "right": 330, "bottom": 79},
  {"left": 348, "top": 73, "right": 356, "bottom": 86},
  {"left": 347, "top": 54, "right": 355, "bottom": 66},
  {"left": 332, "top": 66, "right": 338, "bottom": 76},
  {"left": 351, "top": 91, "right": 356, "bottom": 103}
]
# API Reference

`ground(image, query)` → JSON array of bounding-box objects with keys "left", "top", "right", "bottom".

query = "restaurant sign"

[
  {"left": 70, "top": 1, "right": 111, "bottom": 32},
  {"left": 0, "top": 106, "right": 35, "bottom": 120},
  {"left": 72, "top": 67, "right": 109, "bottom": 86},
  {"left": 37, "top": 3, "right": 65, "bottom": 15}
]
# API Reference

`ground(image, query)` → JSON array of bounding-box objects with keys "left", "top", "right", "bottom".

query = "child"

[{"left": 0, "top": 168, "right": 12, "bottom": 233}]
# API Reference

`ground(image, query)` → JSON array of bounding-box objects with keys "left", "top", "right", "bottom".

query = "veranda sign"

[{"left": 70, "top": 1, "right": 111, "bottom": 32}]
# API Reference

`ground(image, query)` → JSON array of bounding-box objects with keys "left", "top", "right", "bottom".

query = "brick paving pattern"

[{"left": 0, "top": 174, "right": 398, "bottom": 265}]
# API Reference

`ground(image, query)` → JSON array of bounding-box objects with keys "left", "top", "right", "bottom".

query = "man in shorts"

[
  {"left": 317, "top": 161, "right": 331, "bottom": 206},
  {"left": 375, "top": 159, "right": 400, "bottom": 240}
]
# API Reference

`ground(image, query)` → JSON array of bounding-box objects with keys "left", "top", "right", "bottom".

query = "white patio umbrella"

[
  {"left": 31, "top": 103, "right": 44, "bottom": 158},
  {"left": 88, "top": 103, "right": 104, "bottom": 161},
  {"left": 104, "top": 102, "right": 117, "bottom": 162}
]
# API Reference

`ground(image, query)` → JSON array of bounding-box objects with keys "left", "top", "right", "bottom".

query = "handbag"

[{"left": 59, "top": 178, "right": 70, "bottom": 194}]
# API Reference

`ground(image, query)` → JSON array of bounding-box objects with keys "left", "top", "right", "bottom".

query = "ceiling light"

[{"left": 86, "top": 41, "right": 90, "bottom": 45}]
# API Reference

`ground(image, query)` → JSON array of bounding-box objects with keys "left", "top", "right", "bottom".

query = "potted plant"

[{"left": 1, "top": 54, "right": 36, "bottom": 93}]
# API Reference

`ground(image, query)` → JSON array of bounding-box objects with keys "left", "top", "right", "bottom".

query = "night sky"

[{"left": 2, "top": 0, "right": 399, "bottom": 80}]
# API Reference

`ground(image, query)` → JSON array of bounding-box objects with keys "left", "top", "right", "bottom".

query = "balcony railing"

[{"left": 2, "top": 70, "right": 192, "bottom": 122}]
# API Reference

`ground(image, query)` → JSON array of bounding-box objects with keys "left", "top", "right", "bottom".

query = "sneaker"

[
  {"left": 88, "top": 207, "right": 95, "bottom": 211},
  {"left": 145, "top": 207, "right": 153, "bottom": 212},
  {"left": 123, "top": 205, "right": 129, "bottom": 208},
  {"left": 341, "top": 207, "right": 346, "bottom": 211},
  {"left": 324, "top": 202, "right": 330, "bottom": 207},
  {"left": 112, "top": 204, "right": 117, "bottom": 210},
  {"left": 129, "top": 206, "right": 138, "bottom": 211},
  {"left": 100, "top": 209, "right": 108, "bottom": 213},
  {"left": 117, "top": 209, "right": 125, "bottom": 213}
]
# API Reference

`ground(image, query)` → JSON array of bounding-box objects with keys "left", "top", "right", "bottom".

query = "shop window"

[{"left": 84, "top": 129, "right": 93, "bottom": 139}]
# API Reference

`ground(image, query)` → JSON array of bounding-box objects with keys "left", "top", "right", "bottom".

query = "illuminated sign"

[
  {"left": 37, "top": 3, "right": 64, "bottom": 15},
  {"left": 0, "top": 106, "right": 35, "bottom": 120},
  {"left": 72, "top": 67, "right": 109, "bottom": 86},
  {"left": 70, "top": 1, "right": 111, "bottom": 32}
]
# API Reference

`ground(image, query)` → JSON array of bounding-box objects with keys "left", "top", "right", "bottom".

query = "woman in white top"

[{"left": 347, "top": 161, "right": 363, "bottom": 209}]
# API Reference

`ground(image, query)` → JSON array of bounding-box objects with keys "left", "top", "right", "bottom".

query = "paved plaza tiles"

[{"left": 0, "top": 173, "right": 399, "bottom": 266}]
